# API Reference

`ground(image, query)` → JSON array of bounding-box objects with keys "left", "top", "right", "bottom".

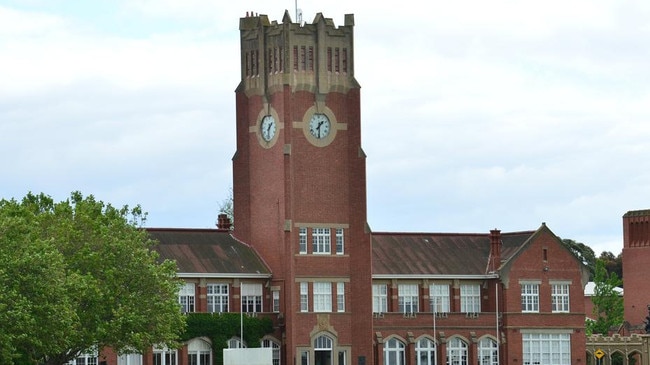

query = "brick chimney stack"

[
  {"left": 489, "top": 229, "right": 502, "bottom": 273},
  {"left": 217, "top": 213, "right": 232, "bottom": 231}
]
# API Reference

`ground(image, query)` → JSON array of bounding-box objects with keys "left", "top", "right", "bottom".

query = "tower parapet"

[{"left": 238, "top": 10, "right": 357, "bottom": 97}]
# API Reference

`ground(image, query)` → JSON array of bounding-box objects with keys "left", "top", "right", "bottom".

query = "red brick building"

[
  {"left": 91, "top": 11, "right": 590, "bottom": 365},
  {"left": 622, "top": 209, "right": 650, "bottom": 330}
]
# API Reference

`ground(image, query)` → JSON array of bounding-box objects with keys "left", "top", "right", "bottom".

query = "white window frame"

[
  {"left": 313, "top": 282, "right": 332, "bottom": 312},
  {"left": 337, "top": 282, "right": 345, "bottom": 312},
  {"left": 179, "top": 283, "right": 195, "bottom": 313},
  {"left": 373, "top": 284, "right": 388, "bottom": 313},
  {"left": 272, "top": 290, "right": 280, "bottom": 313},
  {"left": 66, "top": 351, "right": 98, "bottom": 365},
  {"left": 117, "top": 354, "right": 142, "bottom": 365},
  {"left": 241, "top": 283, "right": 263, "bottom": 313},
  {"left": 207, "top": 283, "right": 229, "bottom": 313},
  {"left": 415, "top": 338, "right": 436, "bottom": 365},
  {"left": 460, "top": 284, "right": 480, "bottom": 313},
  {"left": 551, "top": 283, "right": 570, "bottom": 313},
  {"left": 187, "top": 338, "right": 212, "bottom": 365},
  {"left": 384, "top": 338, "right": 405, "bottom": 365},
  {"left": 446, "top": 337, "right": 467, "bottom": 365},
  {"left": 299, "top": 227, "right": 307, "bottom": 254},
  {"left": 261, "top": 339, "right": 281, "bottom": 365},
  {"left": 477, "top": 338, "right": 498, "bottom": 365},
  {"left": 398, "top": 284, "right": 419, "bottom": 314},
  {"left": 335, "top": 228, "right": 344, "bottom": 254},
  {"left": 312, "top": 228, "right": 331, "bottom": 254},
  {"left": 300, "top": 282, "right": 309, "bottom": 312},
  {"left": 521, "top": 283, "right": 540, "bottom": 313},
  {"left": 522, "top": 332, "right": 571, "bottom": 365},
  {"left": 429, "top": 284, "right": 450, "bottom": 313},
  {"left": 153, "top": 346, "right": 178, "bottom": 365}
]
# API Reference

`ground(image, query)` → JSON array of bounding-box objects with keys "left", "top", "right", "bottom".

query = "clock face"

[
  {"left": 309, "top": 114, "right": 330, "bottom": 139},
  {"left": 260, "top": 115, "right": 276, "bottom": 142}
]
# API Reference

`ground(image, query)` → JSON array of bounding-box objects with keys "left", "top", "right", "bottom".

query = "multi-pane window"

[
  {"left": 300, "top": 282, "right": 309, "bottom": 312},
  {"left": 338, "top": 351, "right": 347, "bottom": 365},
  {"left": 153, "top": 347, "right": 177, "bottom": 365},
  {"left": 179, "top": 283, "right": 195, "bottom": 313},
  {"left": 522, "top": 333, "right": 571, "bottom": 365},
  {"left": 207, "top": 283, "right": 228, "bottom": 313},
  {"left": 337, "top": 282, "right": 345, "bottom": 312},
  {"left": 551, "top": 284, "right": 570, "bottom": 313},
  {"left": 299, "top": 227, "right": 308, "bottom": 254},
  {"left": 336, "top": 228, "right": 344, "bottom": 254},
  {"left": 384, "top": 338, "right": 405, "bottom": 365},
  {"left": 118, "top": 354, "right": 142, "bottom": 365},
  {"left": 342, "top": 48, "right": 348, "bottom": 73},
  {"left": 429, "top": 284, "right": 450, "bottom": 313},
  {"left": 228, "top": 338, "right": 246, "bottom": 349},
  {"left": 446, "top": 337, "right": 467, "bottom": 365},
  {"left": 373, "top": 284, "right": 388, "bottom": 313},
  {"left": 66, "top": 351, "right": 98, "bottom": 365},
  {"left": 312, "top": 228, "right": 331, "bottom": 254},
  {"left": 313, "top": 282, "right": 332, "bottom": 312},
  {"left": 272, "top": 290, "right": 280, "bottom": 313},
  {"left": 521, "top": 283, "right": 540, "bottom": 313},
  {"left": 478, "top": 338, "right": 498, "bottom": 365},
  {"left": 460, "top": 284, "right": 480, "bottom": 313},
  {"left": 398, "top": 284, "right": 419, "bottom": 314},
  {"left": 415, "top": 338, "right": 436, "bottom": 365},
  {"left": 300, "top": 46, "right": 306, "bottom": 71},
  {"left": 241, "top": 283, "right": 262, "bottom": 313},
  {"left": 262, "top": 339, "right": 281, "bottom": 365},
  {"left": 187, "top": 338, "right": 211, "bottom": 365}
]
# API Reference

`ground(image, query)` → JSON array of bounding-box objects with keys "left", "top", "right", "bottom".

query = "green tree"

[
  {"left": 599, "top": 251, "right": 623, "bottom": 281},
  {"left": 586, "top": 259, "right": 624, "bottom": 335},
  {"left": 0, "top": 192, "right": 186, "bottom": 365},
  {"left": 560, "top": 238, "right": 597, "bottom": 279}
]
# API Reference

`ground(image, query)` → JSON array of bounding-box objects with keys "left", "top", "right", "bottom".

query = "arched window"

[
  {"left": 187, "top": 338, "right": 212, "bottom": 365},
  {"left": 384, "top": 338, "right": 406, "bottom": 365},
  {"left": 446, "top": 337, "right": 467, "bottom": 365},
  {"left": 314, "top": 335, "right": 333, "bottom": 365},
  {"left": 477, "top": 338, "right": 498, "bottom": 365},
  {"left": 262, "top": 338, "right": 281, "bottom": 365},
  {"left": 227, "top": 337, "right": 247, "bottom": 349},
  {"left": 416, "top": 338, "right": 436, "bottom": 365}
]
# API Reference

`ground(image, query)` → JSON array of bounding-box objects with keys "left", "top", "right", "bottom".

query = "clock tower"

[{"left": 233, "top": 10, "right": 373, "bottom": 365}]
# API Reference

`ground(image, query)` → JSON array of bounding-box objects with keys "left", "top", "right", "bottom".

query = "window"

[
  {"left": 300, "top": 46, "right": 306, "bottom": 71},
  {"left": 521, "top": 283, "right": 540, "bottom": 313},
  {"left": 338, "top": 351, "right": 347, "bottom": 365},
  {"left": 327, "top": 47, "right": 332, "bottom": 72},
  {"left": 300, "top": 350, "right": 309, "bottom": 365},
  {"left": 477, "top": 338, "right": 498, "bottom": 365},
  {"left": 313, "top": 282, "right": 332, "bottom": 312},
  {"left": 299, "top": 227, "right": 308, "bottom": 254},
  {"left": 153, "top": 346, "right": 177, "bottom": 365},
  {"left": 551, "top": 284, "right": 570, "bottom": 313},
  {"left": 334, "top": 48, "right": 340, "bottom": 73},
  {"left": 373, "top": 284, "right": 388, "bottom": 313},
  {"left": 308, "top": 46, "right": 314, "bottom": 71},
  {"left": 314, "top": 335, "right": 333, "bottom": 365},
  {"left": 262, "top": 339, "right": 281, "bottom": 365},
  {"left": 118, "top": 354, "right": 142, "bottom": 365},
  {"left": 228, "top": 338, "right": 246, "bottom": 349},
  {"left": 384, "top": 338, "right": 405, "bottom": 365},
  {"left": 415, "top": 338, "right": 436, "bottom": 365},
  {"left": 272, "top": 290, "right": 280, "bottom": 313},
  {"left": 179, "top": 283, "right": 195, "bottom": 313},
  {"left": 66, "top": 351, "right": 98, "bottom": 365},
  {"left": 522, "top": 333, "right": 570, "bottom": 365},
  {"left": 207, "top": 283, "right": 229, "bottom": 313},
  {"left": 460, "top": 284, "right": 480, "bottom": 313},
  {"left": 187, "top": 338, "right": 211, "bottom": 365},
  {"left": 446, "top": 337, "right": 467, "bottom": 365},
  {"left": 398, "top": 284, "right": 419, "bottom": 314},
  {"left": 337, "top": 282, "right": 345, "bottom": 312},
  {"left": 241, "top": 283, "right": 262, "bottom": 313},
  {"left": 300, "top": 282, "right": 309, "bottom": 312},
  {"left": 293, "top": 46, "right": 298, "bottom": 71},
  {"left": 336, "top": 228, "right": 344, "bottom": 254},
  {"left": 429, "top": 284, "right": 450, "bottom": 313},
  {"left": 342, "top": 48, "right": 348, "bottom": 73},
  {"left": 312, "top": 228, "right": 331, "bottom": 254}
]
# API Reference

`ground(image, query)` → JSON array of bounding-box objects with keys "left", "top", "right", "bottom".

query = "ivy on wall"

[{"left": 181, "top": 313, "right": 274, "bottom": 365}]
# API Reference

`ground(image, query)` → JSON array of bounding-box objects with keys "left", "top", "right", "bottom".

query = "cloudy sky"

[{"left": 2, "top": 0, "right": 649, "bottom": 256}]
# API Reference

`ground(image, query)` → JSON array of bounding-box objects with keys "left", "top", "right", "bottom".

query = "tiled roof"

[
  {"left": 371, "top": 231, "right": 535, "bottom": 277},
  {"left": 147, "top": 228, "right": 271, "bottom": 277}
]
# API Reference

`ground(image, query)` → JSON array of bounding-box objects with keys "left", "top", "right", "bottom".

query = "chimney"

[
  {"left": 489, "top": 229, "right": 502, "bottom": 272},
  {"left": 217, "top": 213, "right": 232, "bottom": 231}
]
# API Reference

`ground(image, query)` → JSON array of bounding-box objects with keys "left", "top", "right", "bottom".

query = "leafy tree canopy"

[
  {"left": 586, "top": 259, "right": 624, "bottom": 335},
  {"left": 560, "top": 238, "right": 597, "bottom": 279},
  {"left": 0, "top": 192, "right": 186, "bottom": 365}
]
